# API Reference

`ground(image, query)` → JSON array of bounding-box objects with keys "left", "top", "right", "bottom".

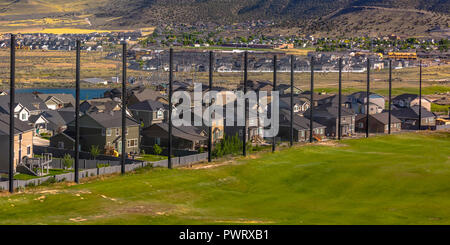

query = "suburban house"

[
  {"left": 355, "top": 112, "right": 402, "bottom": 133},
  {"left": 223, "top": 100, "right": 264, "bottom": 143},
  {"left": 304, "top": 103, "right": 356, "bottom": 138},
  {"left": 0, "top": 114, "right": 34, "bottom": 174},
  {"left": 191, "top": 109, "right": 224, "bottom": 143},
  {"left": 277, "top": 84, "right": 303, "bottom": 95},
  {"left": 129, "top": 99, "right": 168, "bottom": 128},
  {"left": 29, "top": 109, "right": 75, "bottom": 135},
  {"left": 82, "top": 78, "right": 108, "bottom": 85},
  {"left": 0, "top": 94, "right": 48, "bottom": 117},
  {"left": 11, "top": 103, "right": 30, "bottom": 122},
  {"left": 36, "top": 93, "right": 75, "bottom": 109},
  {"left": 50, "top": 111, "right": 140, "bottom": 155},
  {"left": 299, "top": 92, "right": 336, "bottom": 107},
  {"left": 391, "top": 106, "right": 436, "bottom": 129},
  {"left": 80, "top": 98, "right": 131, "bottom": 116},
  {"left": 103, "top": 88, "right": 122, "bottom": 99},
  {"left": 278, "top": 109, "right": 326, "bottom": 142},
  {"left": 279, "top": 95, "right": 311, "bottom": 115},
  {"left": 141, "top": 123, "right": 207, "bottom": 151},
  {"left": 28, "top": 114, "right": 49, "bottom": 134},
  {"left": 347, "top": 92, "right": 385, "bottom": 114},
  {"left": 127, "top": 88, "right": 168, "bottom": 106},
  {"left": 393, "top": 94, "right": 431, "bottom": 111},
  {"left": 238, "top": 80, "right": 273, "bottom": 93}
]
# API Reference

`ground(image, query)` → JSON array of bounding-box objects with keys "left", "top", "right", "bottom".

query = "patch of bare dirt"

[
  {"left": 316, "top": 141, "right": 348, "bottom": 147},
  {"left": 214, "top": 219, "right": 275, "bottom": 224}
]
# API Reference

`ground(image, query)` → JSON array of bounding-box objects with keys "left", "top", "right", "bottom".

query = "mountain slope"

[{"left": 0, "top": 0, "right": 449, "bottom": 36}]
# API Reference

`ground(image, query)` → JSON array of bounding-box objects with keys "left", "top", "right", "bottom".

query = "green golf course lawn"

[{"left": 0, "top": 131, "right": 449, "bottom": 224}]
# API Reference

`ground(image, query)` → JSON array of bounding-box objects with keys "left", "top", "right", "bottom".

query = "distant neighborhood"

[{"left": 0, "top": 76, "right": 449, "bottom": 179}]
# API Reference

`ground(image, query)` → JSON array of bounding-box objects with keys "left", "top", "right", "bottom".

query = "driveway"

[{"left": 33, "top": 137, "right": 50, "bottom": 147}]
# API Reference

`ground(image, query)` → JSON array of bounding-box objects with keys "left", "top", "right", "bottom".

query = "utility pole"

[
  {"left": 388, "top": 59, "right": 392, "bottom": 134},
  {"left": 208, "top": 51, "right": 213, "bottom": 162},
  {"left": 418, "top": 60, "right": 422, "bottom": 130},
  {"left": 272, "top": 54, "right": 277, "bottom": 152},
  {"left": 309, "top": 56, "right": 314, "bottom": 143},
  {"left": 366, "top": 58, "right": 370, "bottom": 138},
  {"left": 290, "top": 55, "right": 294, "bottom": 147},
  {"left": 243, "top": 51, "right": 248, "bottom": 156},
  {"left": 9, "top": 34, "right": 15, "bottom": 193},
  {"left": 168, "top": 48, "right": 173, "bottom": 169},
  {"left": 338, "top": 58, "right": 342, "bottom": 140},
  {"left": 75, "top": 40, "right": 80, "bottom": 183},
  {"left": 121, "top": 42, "right": 127, "bottom": 174}
]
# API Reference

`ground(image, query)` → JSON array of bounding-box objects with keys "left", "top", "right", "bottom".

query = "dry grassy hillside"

[{"left": 0, "top": 0, "right": 448, "bottom": 37}]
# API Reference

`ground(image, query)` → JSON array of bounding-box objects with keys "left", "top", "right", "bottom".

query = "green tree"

[
  {"left": 90, "top": 145, "right": 100, "bottom": 160},
  {"left": 62, "top": 154, "right": 73, "bottom": 170}
]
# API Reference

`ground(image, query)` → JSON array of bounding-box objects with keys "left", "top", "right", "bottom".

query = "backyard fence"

[{"left": 0, "top": 152, "right": 208, "bottom": 191}]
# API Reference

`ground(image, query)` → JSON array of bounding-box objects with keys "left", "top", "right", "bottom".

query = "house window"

[
  {"left": 320, "top": 128, "right": 324, "bottom": 134},
  {"left": 293, "top": 105, "right": 299, "bottom": 112},
  {"left": 106, "top": 128, "right": 112, "bottom": 136},
  {"left": 156, "top": 137, "right": 160, "bottom": 145},
  {"left": 101, "top": 128, "right": 106, "bottom": 136},
  {"left": 127, "top": 139, "right": 137, "bottom": 147},
  {"left": 27, "top": 146, "right": 31, "bottom": 155},
  {"left": 58, "top": 141, "right": 64, "bottom": 149},
  {"left": 21, "top": 113, "right": 27, "bottom": 121},
  {"left": 116, "top": 128, "right": 120, "bottom": 136},
  {"left": 157, "top": 109, "right": 163, "bottom": 119}
]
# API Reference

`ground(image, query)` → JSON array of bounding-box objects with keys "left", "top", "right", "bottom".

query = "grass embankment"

[
  {"left": 0, "top": 131, "right": 449, "bottom": 224},
  {"left": 136, "top": 154, "right": 167, "bottom": 162},
  {"left": 14, "top": 169, "right": 71, "bottom": 180}
]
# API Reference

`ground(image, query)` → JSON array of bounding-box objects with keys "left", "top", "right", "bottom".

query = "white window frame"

[{"left": 157, "top": 109, "right": 164, "bottom": 119}]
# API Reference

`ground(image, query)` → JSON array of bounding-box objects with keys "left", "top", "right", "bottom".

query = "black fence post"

[
  {"left": 121, "top": 42, "right": 127, "bottom": 174},
  {"left": 272, "top": 54, "right": 277, "bottom": 152},
  {"left": 243, "top": 51, "right": 248, "bottom": 156},
  {"left": 338, "top": 57, "right": 342, "bottom": 140},
  {"left": 366, "top": 58, "right": 370, "bottom": 138},
  {"left": 9, "top": 34, "right": 15, "bottom": 193},
  {"left": 309, "top": 56, "right": 314, "bottom": 143},
  {"left": 388, "top": 59, "right": 392, "bottom": 134},
  {"left": 168, "top": 48, "right": 173, "bottom": 169},
  {"left": 418, "top": 60, "right": 422, "bottom": 130},
  {"left": 208, "top": 51, "right": 213, "bottom": 162},
  {"left": 290, "top": 55, "right": 294, "bottom": 147},
  {"left": 271, "top": 55, "right": 278, "bottom": 152},
  {"left": 75, "top": 40, "right": 80, "bottom": 183}
]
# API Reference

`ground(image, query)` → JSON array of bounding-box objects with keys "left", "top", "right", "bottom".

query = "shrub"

[
  {"left": 212, "top": 133, "right": 250, "bottom": 158},
  {"left": 90, "top": 145, "right": 100, "bottom": 160},
  {"left": 153, "top": 144, "right": 162, "bottom": 155},
  {"left": 42, "top": 177, "right": 56, "bottom": 186},
  {"left": 62, "top": 154, "right": 73, "bottom": 169},
  {"left": 97, "top": 163, "right": 110, "bottom": 168}
]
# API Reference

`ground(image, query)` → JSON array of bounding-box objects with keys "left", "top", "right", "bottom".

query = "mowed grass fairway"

[{"left": 0, "top": 131, "right": 449, "bottom": 224}]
